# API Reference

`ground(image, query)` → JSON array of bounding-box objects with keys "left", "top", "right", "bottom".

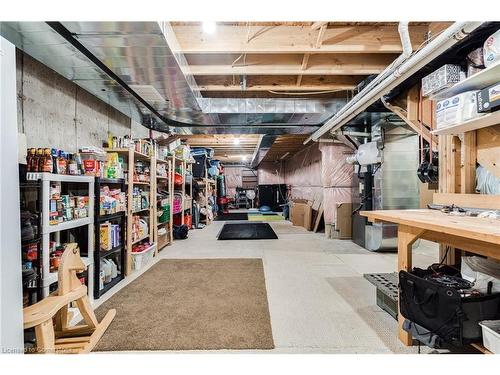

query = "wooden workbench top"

[{"left": 361, "top": 209, "right": 500, "bottom": 245}]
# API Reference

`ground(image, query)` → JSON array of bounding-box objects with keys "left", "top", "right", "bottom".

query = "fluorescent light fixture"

[
  {"left": 202, "top": 21, "right": 216, "bottom": 34},
  {"left": 233, "top": 138, "right": 240, "bottom": 145},
  {"left": 241, "top": 155, "right": 248, "bottom": 161}
]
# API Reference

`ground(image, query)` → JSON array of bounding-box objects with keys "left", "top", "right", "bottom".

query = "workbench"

[{"left": 360, "top": 208, "right": 500, "bottom": 347}]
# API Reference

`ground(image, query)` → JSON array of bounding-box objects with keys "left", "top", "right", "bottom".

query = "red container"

[
  {"left": 174, "top": 172, "right": 183, "bottom": 186},
  {"left": 173, "top": 214, "right": 192, "bottom": 228}
]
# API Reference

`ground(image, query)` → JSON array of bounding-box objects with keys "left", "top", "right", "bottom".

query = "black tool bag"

[
  {"left": 173, "top": 224, "right": 189, "bottom": 240},
  {"left": 399, "top": 268, "right": 500, "bottom": 346}
]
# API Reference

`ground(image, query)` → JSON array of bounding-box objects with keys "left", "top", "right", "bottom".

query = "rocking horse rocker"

[{"left": 23, "top": 243, "right": 116, "bottom": 353}]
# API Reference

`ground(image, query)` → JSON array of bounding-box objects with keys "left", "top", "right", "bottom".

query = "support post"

[{"left": 397, "top": 224, "right": 424, "bottom": 346}]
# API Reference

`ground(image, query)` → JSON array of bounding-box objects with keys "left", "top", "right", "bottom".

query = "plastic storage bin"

[
  {"left": 131, "top": 244, "right": 155, "bottom": 271},
  {"left": 173, "top": 194, "right": 182, "bottom": 214},
  {"left": 479, "top": 320, "right": 500, "bottom": 354},
  {"left": 159, "top": 203, "right": 170, "bottom": 223}
]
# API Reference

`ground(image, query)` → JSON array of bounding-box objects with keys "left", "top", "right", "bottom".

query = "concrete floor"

[{"left": 92, "top": 216, "right": 447, "bottom": 354}]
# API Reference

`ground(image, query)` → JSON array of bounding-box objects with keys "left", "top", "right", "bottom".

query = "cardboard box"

[
  {"left": 476, "top": 82, "right": 500, "bottom": 113},
  {"left": 291, "top": 200, "right": 313, "bottom": 231},
  {"left": 333, "top": 203, "right": 352, "bottom": 239},
  {"left": 422, "top": 64, "right": 464, "bottom": 97}
]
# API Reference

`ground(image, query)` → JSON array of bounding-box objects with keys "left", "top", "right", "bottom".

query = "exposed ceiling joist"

[
  {"left": 172, "top": 25, "right": 428, "bottom": 54},
  {"left": 197, "top": 74, "right": 359, "bottom": 92},
  {"left": 311, "top": 21, "right": 329, "bottom": 31},
  {"left": 185, "top": 53, "right": 397, "bottom": 76}
]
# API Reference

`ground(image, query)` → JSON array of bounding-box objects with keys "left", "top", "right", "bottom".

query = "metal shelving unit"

[
  {"left": 93, "top": 177, "right": 126, "bottom": 299},
  {"left": 27, "top": 173, "right": 95, "bottom": 298}
]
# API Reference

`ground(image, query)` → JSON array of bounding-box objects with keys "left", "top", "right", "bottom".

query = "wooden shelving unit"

[
  {"left": 153, "top": 152, "right": 173, "bottom": 254},
  {"left": 432, "top": 110, "right": 500, "bottom": 136},
  {"left": 104, "top": 145, "right": 155, "bottom": 275},
  {"left": 172, "top": 156, "right": 187, "bottom": 225},
  {"left": 195, "top": 172, "right": 217, "bottom": 225}
]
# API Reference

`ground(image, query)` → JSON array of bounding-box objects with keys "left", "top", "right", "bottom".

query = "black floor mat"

[
  {"left": 215, "top": 213, "right": 249, "bottom": 221},
  {"left": 218, "top": 223, "right": 278, "bottom": 240}
]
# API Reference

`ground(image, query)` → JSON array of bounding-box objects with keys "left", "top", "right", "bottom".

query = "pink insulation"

[
  {"left": 282, "top": 143, "right": 323, "bottom": 201},
  {"left": 258, "top": 162, "right": 285, "bottom": 185},
  {"left": 256, "top": 141, "right": 354, "bottom": 225},
  {"left": 318, "top": 142, "right": 354, "bottom": 224},
  {"left": 224, "top": 166, "right": 243, "bottom": 197}
]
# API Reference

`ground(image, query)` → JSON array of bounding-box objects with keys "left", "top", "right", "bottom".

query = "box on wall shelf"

[
  {"left": 476, "top": 82, "right": 500, "bottom": 113},
  {"left": 422, "top": 64, "right": 465, "bottom": 97},
  {"left": 435, "top": 90, "right": 483, "bottom": 129}
]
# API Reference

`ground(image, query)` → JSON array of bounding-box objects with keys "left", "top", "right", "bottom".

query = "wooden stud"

[
  {"left": 461, "top": 131, "right": 477, "bottom": 194},
  {"left": 477, "top": 124, "right": 500, "bottom": 178}
]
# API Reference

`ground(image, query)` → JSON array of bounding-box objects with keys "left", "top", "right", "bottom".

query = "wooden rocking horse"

[{"left": 23, "top": 243, "right": 116, "bottom": 353}]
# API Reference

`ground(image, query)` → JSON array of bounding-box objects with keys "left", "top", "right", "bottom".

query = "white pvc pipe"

[{"left": 306, "top": 22, "right": 483, "bottom": 143}]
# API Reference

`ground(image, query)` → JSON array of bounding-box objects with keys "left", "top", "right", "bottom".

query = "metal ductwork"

[
  {"left": 0, "top": 21, "right": 347, "bottom": 135},
  {"left": 306, "top": 22, "right": 484, "bottom": 143}
]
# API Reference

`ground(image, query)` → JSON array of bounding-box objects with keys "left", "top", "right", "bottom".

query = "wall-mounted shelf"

[
  {"left": 432, "top": 110, "right": 500, "bottom": 136},
  {"left": 45, "top": 217, "right": 93, "bottom": 234},
  {"left": 430, "top": 62, "right": 500, "bottom": 101}
]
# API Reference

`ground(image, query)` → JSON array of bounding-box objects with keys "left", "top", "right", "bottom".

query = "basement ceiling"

[
  {"left": 180, "top": 134, "right": 261, "bottom": 163},
  {"left": 1, "top": 21, "right": 451, "bottom": 162},
  {"left": 170, "top": 22, "right": 431, "bottom": 98}
]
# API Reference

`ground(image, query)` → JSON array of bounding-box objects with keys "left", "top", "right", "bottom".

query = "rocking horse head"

[{"left": 57, "top": 243, "right": 87, "bottom": 295}]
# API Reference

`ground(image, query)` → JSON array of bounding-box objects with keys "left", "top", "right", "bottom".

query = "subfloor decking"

[{"left": 92, "top": 219, "right": 441, "bottom": 353}]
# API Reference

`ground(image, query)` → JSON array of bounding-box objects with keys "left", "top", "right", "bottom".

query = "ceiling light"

[
  {"left": 241, "top": 155, "right": 248, "bottom": 161},
  {"left": 202, "top": 21, "right": 216, "bottom": 34},
  {"left": 233, "top": 138, "right": 240, "bottom": 145}
]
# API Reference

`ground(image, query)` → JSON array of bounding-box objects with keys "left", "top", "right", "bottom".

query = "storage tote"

[
  {"left": 479, "top": 320, "right": 500, "bottom": 354},
  {"left": 131, "top": 244, "right": 155, "bottom": 271}
]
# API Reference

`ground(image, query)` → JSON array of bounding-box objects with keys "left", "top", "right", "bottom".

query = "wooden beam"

[
  {"left": 434, "top": 193, "right": 500, "bottom": 210},
  {"left": 297, "top": 24, "right": 326, "bottom": 87},
  {"left": 460, "top": 131, "right": 477, "bottom": 194},
  {"left": 382, "top": 98, "right": 436, "bottom": 145},
  {"left": 198, "top": 83, "right": 356, "bottom": 92},
  {"left": 315, "top": 25, "right": 327, "bottom": 49},
  {"left": 477, "top": 124, "right": 500, "bottom": 178},
  {"left": 311, "top": 22, "right": 328, "bottom": 30},
  {"left": 186, "top": 53, "right": 396, "bottom": 76},
  {"left": 172, "top": 25, "right": 428, "bottom": 54},
  {"left": 297, "top": 54, "right": 310, "bottom": 86}
]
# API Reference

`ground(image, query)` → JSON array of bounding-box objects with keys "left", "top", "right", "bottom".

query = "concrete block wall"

[{"left": 16, "top": 51, "right": 150, "bottom": 152}]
